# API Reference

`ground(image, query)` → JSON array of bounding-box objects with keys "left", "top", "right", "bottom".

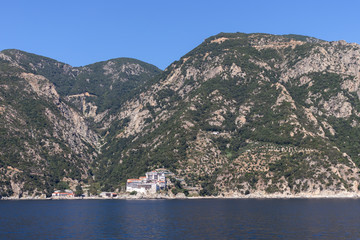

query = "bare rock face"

[
  {"left": 19, "top": 72, "right": 100, "bottom": 154},
  {"left": 272, "top": 83, "right": 297, "bottom": 110},
  {"left": 322, "top": 92, "right": 353, "bottom": 118},
  {"left": 66, "top": 93, "right": 100, "bottom": 119},
  {"left": 20, "top": 73, "right": 60, "bottom": 99}
]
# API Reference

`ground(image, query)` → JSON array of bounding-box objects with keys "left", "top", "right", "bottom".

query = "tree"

[
  {"left": 75, "top": 185, "right": 83, "bottom": 197},
  {"left": 89, "top": 184, "right": 98, "bottom": 196},
  {"left": 57, "top": 181, "right": 69, "bottom": 190}
]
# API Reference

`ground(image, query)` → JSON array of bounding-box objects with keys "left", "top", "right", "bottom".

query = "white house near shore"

[
  {"left": 100, "top": 192, "right": 118, "bottom": 198},
  {"left": 51, "top": 190, "right": 74, "bottom": 198}
]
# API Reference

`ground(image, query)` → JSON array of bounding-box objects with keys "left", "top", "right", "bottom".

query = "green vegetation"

[
  {"left": 170, "top": 178, "right": 189, "bottom": 196},
  {"left": 75, "top": 185, "right": 84, "bottom": 197},
  {"left": 72, "top": 58, "right": 161, "bottom": 114},
  {"left": 56, "top": 181, "right": 70, "bottom": 190}
]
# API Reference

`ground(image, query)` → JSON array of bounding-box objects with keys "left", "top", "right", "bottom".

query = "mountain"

[
  {"left": 2, "top": 32, "right": 360, "bottom": 198},
  {"left": 0, "top": 49, "right": 161, "bottom": 197},
  {"left": 95, "top": 32, "right": 360, "bottom": 196}
]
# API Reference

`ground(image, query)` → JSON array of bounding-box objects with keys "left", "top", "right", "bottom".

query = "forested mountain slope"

[
  {"left": 0, "top": 49, "right": 160, "bottom": 197},
  {"left": 96, "top": 33, "right": 360, "bottom": 196}
]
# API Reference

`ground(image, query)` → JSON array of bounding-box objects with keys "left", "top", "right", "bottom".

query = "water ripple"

[{"left": 1, "top": 199, "right": 360, "bottom": 239}]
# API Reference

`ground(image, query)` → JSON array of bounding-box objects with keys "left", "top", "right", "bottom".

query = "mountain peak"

[{"left": 207, "top": 32, "right": 323, "bottom": 44}]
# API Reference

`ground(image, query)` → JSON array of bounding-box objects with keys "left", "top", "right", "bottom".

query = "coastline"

[{"left": 2, "top": 191, "right": 360, "bottom": 200}]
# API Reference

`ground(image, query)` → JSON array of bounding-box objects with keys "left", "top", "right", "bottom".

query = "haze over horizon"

[{"left": 1, "top": 0, "right": 359, "bottom": 69}]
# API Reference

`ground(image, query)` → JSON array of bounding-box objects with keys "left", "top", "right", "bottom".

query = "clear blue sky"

[{"left": 1, "top": 0, "right": 359, "bottom": 69}]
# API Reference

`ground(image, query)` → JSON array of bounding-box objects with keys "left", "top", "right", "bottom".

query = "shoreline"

[{"left": 2, "top": 192, "right": 360, "bottom": 200}]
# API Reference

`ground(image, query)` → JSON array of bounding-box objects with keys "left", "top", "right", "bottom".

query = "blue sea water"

[{"left": 0, "top": 199, "right": 359, "bottom": 239}]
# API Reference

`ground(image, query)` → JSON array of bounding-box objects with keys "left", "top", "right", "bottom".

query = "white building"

[
  {"left": 126, "top": 170, "right": 171, "bottom": 193},
  {"left": 100, "top": 192, "right": 118, "bottom": 198},
  {"left": 51, "top": 189, "right": 74, "bottom": 198},
  {"left": 126, "top": 180, "right": 158, "bottom": 194}
]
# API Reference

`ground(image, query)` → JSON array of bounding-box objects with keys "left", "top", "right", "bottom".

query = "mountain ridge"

[{"left": 1, "top": 32, "right": 360, "bottom": 197}]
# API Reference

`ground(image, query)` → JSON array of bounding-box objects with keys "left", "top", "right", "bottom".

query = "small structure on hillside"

[
  {"left": 51, "top": 190, "right": 75, "bottom": 198},
  {"left": 100, "top": 192, "right": 118, "bottom": 198}
]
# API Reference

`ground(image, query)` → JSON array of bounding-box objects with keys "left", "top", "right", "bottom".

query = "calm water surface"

[{"left": 0, "top": 199, "right": 359, "bottom": 239}]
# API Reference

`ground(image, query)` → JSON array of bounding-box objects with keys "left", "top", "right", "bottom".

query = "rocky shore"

[{"left": 2, "top": 191, "right": 360, "bottom": 200}]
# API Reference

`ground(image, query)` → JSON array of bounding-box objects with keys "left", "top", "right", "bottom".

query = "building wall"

[
  {"left": 126, "top": 183, "right": 158, "bottom": 194},
  {"left": 126, "top": 186, "right": 148, "bottom": 194}
]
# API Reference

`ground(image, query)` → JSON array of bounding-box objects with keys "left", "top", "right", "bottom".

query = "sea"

[{"left": 0, "top": 199, "right": 359, "bottom": 239}]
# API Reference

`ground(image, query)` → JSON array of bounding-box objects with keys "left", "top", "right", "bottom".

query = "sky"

[{"left": 1, "top": 0, "right": 360, "bottom": 70}]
